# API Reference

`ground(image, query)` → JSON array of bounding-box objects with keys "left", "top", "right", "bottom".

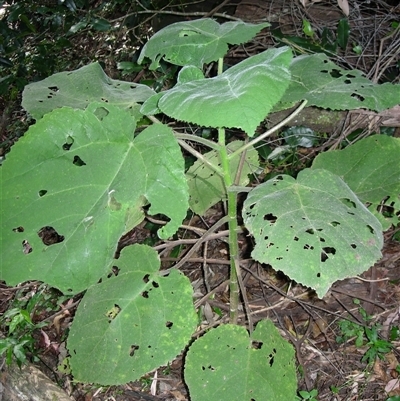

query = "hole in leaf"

[
  {"left": 107, "top": 266, "right": 120, "bottom": 278},
  {"left": 22, "top": 240, "right": 32, "bottom": 254},
  {"left": 317, "top": 272, "right": 321, "bottom": 277},
  {"left": 376, "top": 202, "right": 395, "bottom": 217},
  {"left": 321, "top": 246, "right": 336, "bottom": 262},
  {"left": 152, "top": 281, "right": 159, "bottom": 288},
  {"left": 165, "top": 321, "right": 173, "bottom": 329},
  {"left": 143, "top": 274, "right": 150, "bottom": 283},
  {"left": 141, "top": 291, "right": 149, "bottom": 298},
  {"left": 305, "top": 228, "right": 315, "bottom": 235},
  {"left": 329, "top": 69, "right": 342, "bottom": 78},
  {"left": 293, "top": 236, "right": 299, "bottom": 241},
  {"left": 73, "top": 155, "right": 86, "bottom": 166},
  {"left": 105, "top": 304, "right": 121, "bottom": 322},
  {"left": 366, "top": 225, "right": 375, "bottom": 234},
  {"left": 272, "top": 176, "right": 283, "bottom": 185},
  {"left": 38, "top": 190, "right": 47, "bottom": 197},
  {"left": 263, "top": 213, "right": 277, "bottom": 223},
  {"left": 38, "top": 226, "right": 65, "bottom": 246},
  {"left": 62, "top": 136, "right": 74, "bottom": 150},
  {"left": 351, "top": 92, "right": 365, "bottom": 102},
  {"left": 268, "top": 349, "right": 276, "bottom": 367},
  {"left": 303, "top": 244, "right": 314, "bottom": 250},
  {"left": 48, "top": 86, "right": 59, "bottom": 92},
  {"left": 340, "top": 198, "right": 357, "bottom": 208},
  {"left": 251, "top": 341, "right": 263, "bottom": 349},
  {"left": 319, "top": 237, "right": 326, "bottom": 242},
  {"left": 13, "top": 226, "right": 24, "bottom": 232},
  {"left": 330, "top": 221, "right": 340, "bottom": 227},
  {"left": 129, "top": 344, "right": 139, "bottom": 357},
  {"left": 351, "top": 243, "right": 357, "bottom": 249}
]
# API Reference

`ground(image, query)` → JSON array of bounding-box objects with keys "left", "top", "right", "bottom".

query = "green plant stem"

[
  {"left": 228, "top": 99, "right": 308, "bottom": 159},
  {"left": 177, "top": 139, "right": 224, "bottom": 176},
  {"left": 217, "top": 57, "right": 224, "bottom": 75},
  {"left": 217, "top": 127, "right": 240, "bottom": 324},
  {"left": 174, "top": 133, "right": 220, "bottom": 151}
]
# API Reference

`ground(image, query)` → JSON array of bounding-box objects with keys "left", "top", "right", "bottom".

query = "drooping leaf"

[
  {"left": 185, "top": 320, "right": 297, "bottom": 401},
  {"left": 68, "top": 244, "right": 197, "bottom": 385},
  {"left": 0, "top": 103, "right": 188, "bottom": 294},
  {"left": 145, "top": 47, "right": 292, "bottom": 136},
  {"left": 243, "top": 168, "right": 383, "bottom": 298},
  {"left": 22, "top": 62, "right": 155, "bottom": 120},
  {"left": 275, "top": 53, "right": 400, "bottom": 112},
  {"left": 187, "top": 141, "right": 259, "bottom": 215},
  {"left": 138, "top": 18, "right": 270, "bottom": 69},
  {"left": 177, "top": 65, "right": 205, "bottom": 83},
  {"left": 312, "top": 135, "right": 400, "bottom": 230}
]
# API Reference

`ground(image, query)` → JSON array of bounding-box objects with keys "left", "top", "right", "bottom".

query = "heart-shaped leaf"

[
  {"left": 243, "top": 168, "right": 383, "bottom": 298},
  {"left": 0, "top": 103, "right": 188, "bottom": 293},
  {"left": 138, "top": 19, "right": 270, "bottom": 69},
  {"left": 68, "top": 244, "right": 197, "bottom": 385},
  {"left": 185, "top": 320, "right": 296, "bottom": 401},
  {"left": 150, "top": 47, "right": 292, "bottom": 136},
  {"left": 22, "top": 62, "right": 155, "bottom": 120}
]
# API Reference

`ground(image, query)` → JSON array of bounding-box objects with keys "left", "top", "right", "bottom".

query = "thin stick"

[{"left": 228, "top": 100, "right": 308, "bottom": 159}]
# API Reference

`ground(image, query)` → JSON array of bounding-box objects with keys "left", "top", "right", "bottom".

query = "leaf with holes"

[
  {"left": 187, "top": 141, "right": 259, "bottom": 215},
  {"left": 275, "top": 53, "right": 400, "bottom": 112},
  {"left": 145, "top": 47, "right": 292, "bottom": 136},
  {"left": 68, "top": 244, "right": 197, "bottom": 385},
  {"left": 0, "top": 103, "right": 188, "bottom": 294},
  {"left": 22, "top": 62, "right": 155, "bottom": 120},
  {"left": 243, "top": 168, "right": 383, "bottom": 298},
  {"left": 312, "top": 135, "right": 400, "bottom": 230},
  {"left": 138, "top": 18, "right": 270, "bottom": 69},
  {"left": 185, "top": 319, "right": 296, "bottom": 401}
]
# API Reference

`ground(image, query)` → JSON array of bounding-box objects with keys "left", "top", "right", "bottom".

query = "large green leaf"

[
  {"left": 68, "top": 244, "right": 197, "bottom": 385},
  {"left": 146, "top": 48, "right": 292, "bottom": 136},
  {"left": 185, "top": 320, "right": 296, "bottom": 401},
  {"left": 312, "top": 135, "right": 400, "bottom": 230},
  {"left": 22, "top": 62, "right": 155, "bottom": 120},
  {"left": 138, "top": 18, "right": 270, "bottom": 69},
  {"left": 0, "top": 103, "right": 188, "bottom": 294},
  {"left": 187, "top": 141, "right": 259, "bottom": 215},
  {"left": 243, "top": 168, "right": 383, "bottom": 298},
  {"left": 275, "top": 53, "right": 400, "bottom": 112}
]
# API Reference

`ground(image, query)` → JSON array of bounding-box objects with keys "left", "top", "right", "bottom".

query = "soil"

[{"left": 1, "top": 0, "right": 399, "bottom": 400}]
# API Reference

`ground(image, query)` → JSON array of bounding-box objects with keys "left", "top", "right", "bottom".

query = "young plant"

[
  {"left": 1, "top": 18, "right": 400, "bottom": 400},
  {"left": 336, "top": 302, "right": 393, "bottom": 364},
  {"left": 0, "top": 287, "right": 51, "bottom": 366},
  {"left": 296, "top": 388, "right": 318, "bottom": 401}
]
